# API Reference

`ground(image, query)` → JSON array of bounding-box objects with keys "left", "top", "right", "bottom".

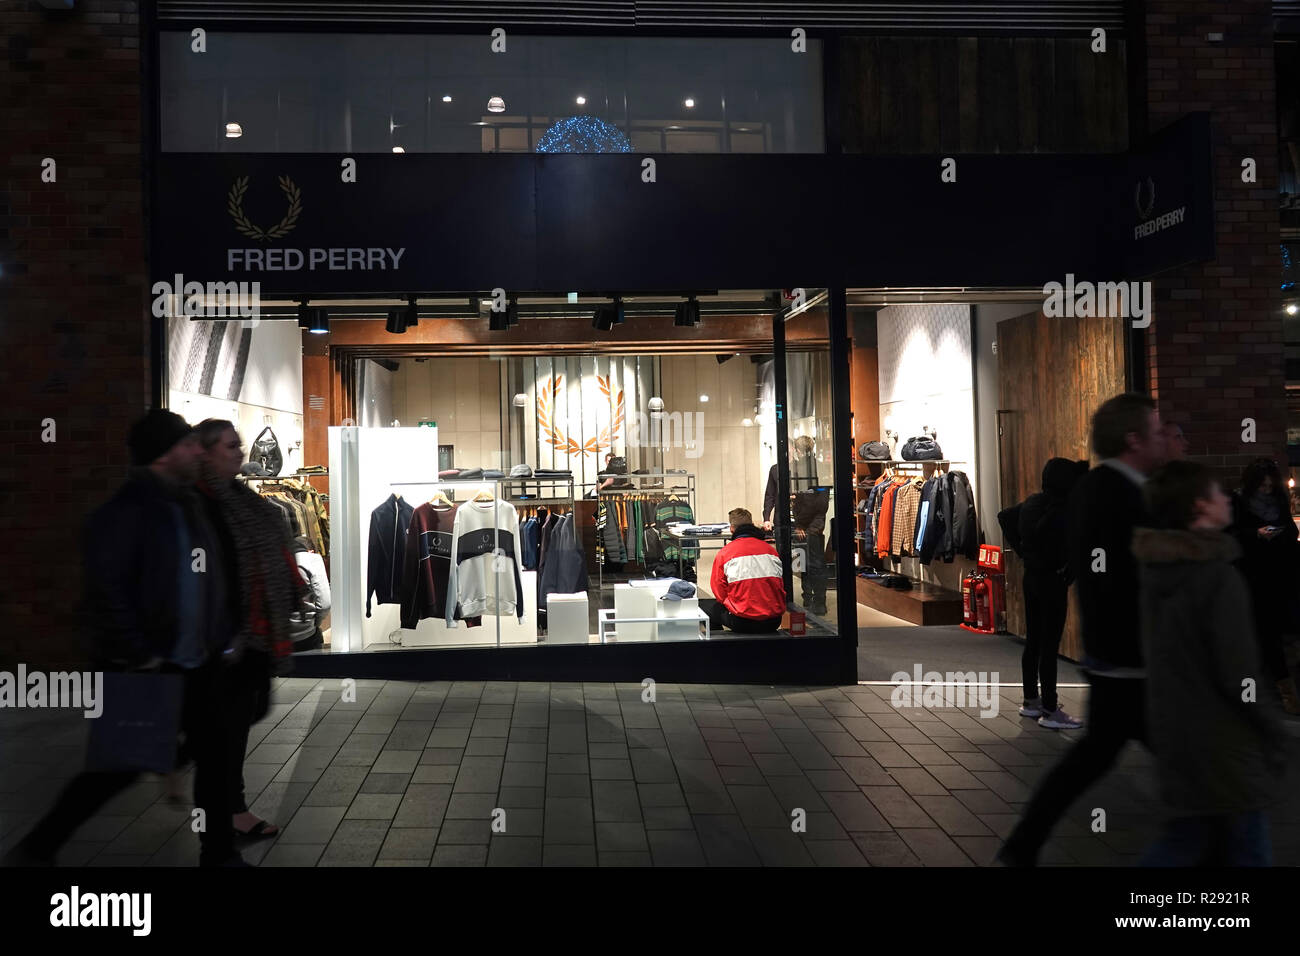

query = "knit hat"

[{"left": 128, "top": 409, "right": 193, "bottom": 466}]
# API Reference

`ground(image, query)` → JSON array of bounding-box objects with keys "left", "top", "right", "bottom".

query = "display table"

[{"left": 597, "top": 608, "right": 709, "bottom": 644}]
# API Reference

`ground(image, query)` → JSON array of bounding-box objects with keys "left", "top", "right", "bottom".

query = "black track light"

[
  {"left": 307, "top": 309, "right": 329, "bottom": 335},
  {"left": 385, "top": 309, "right": 406, "bottom": 334},
  {"left": 685, "top": 296, "right": 701, "bottom": 326},
  {"left": 506, "top": 297, "right": 519, "bottom": 327},
  {"left": 489, "top": 303, "right": 510, "bottom": 331},
  {"left": 297, "top": 299, "right": 310, "bottom": 328},
  {"left": 592, "top": 303, "right": 618, "bottom": 331},
  {"left": 613, "top": 296, "right": 625, "bottom": 325},
  {"left": 405, "top": 296, "right": 419, "bottom": 329}
]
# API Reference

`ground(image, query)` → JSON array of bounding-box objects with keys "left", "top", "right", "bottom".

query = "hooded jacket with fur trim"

[{"left": 1134, "top": 527, "right": 1285, "bottom": 815}]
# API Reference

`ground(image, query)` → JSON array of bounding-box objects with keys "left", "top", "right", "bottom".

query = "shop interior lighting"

[
  {"left": 1287, "top": 303, "right": 1298, "bottom": 316},
  {"left": 405, "top": 296, "right": 419, "bottom": 328},
  {"left": 442, "top": 95, "right": 453, "bottom": 103},
  {"left": 592, "top": 303, "right": 618, "bottom": 331},
  {"left": 506, "top": 297, "right": 520, "bottom": 327},
  {"left": 487, "top": 96, "right": 506, "bottom": 113},
  {"left": 699, "top": 395, "right": 709, "bottom": 403},
  {"left": 576, "top": 95, "right": 587, "bottom": 105},
  {"left": 392, "top": 146, "right": 405, "bottom": 153},
  {"left": 307, "top": 310, "right": 329, "bottom": 334},
  {"left": 225, "top": 122, "right": 242, "bottom": 138},
  {"left": 513, "top": 393, "right": 527, "bottom": 407},
  {"left": 489, "top": 303, "right": 510, "bottom": 331},
  {"left": 385, "top": 309, "right": 406, "bottom": 334},
  {"left": 297, "top": 298, "right": 310, "bottom": 328},
  {"left": 683, "top": 98, "right": 695, "bottom": 109}
]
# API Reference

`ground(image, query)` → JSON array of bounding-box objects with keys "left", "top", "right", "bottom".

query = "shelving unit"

[{"left": 592, "top": 472, "right": 696, "bottom": 590}]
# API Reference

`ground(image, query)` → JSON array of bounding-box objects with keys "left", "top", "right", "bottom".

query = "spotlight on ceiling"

[
  {"left": 392, "top": 146, "right": 405, "bottom": 153},
  {"left": 674, "top": 297, "right": 701, "bottom": 327},
  {"left": 576, "top": 95, "right": 587, "bottom": 105},
  {"left": 1287, "top": 303, "right": 1298, "bottom": 316},
  {"left": 442, "top": 95, "right": 453, "bottom": 103},
  {"left": 307, "top": 309, "right": 329, "bottom": 335},
  {"left": 385, "top": 309, "right": 406, "bottom": 334},
  {"left": 506, "top": 297, "right": 520, "bottom": 327},
  {"left": 613, "top": 296, "right": 625, "bottom": 325},
  {"left": 225, "top": 122, "right": 243, "bottom": 138},
  {"left": 683, "top": 98, "right": 695, "bottom": 109},
  {"left": 716, "top": 353, "right": 737, "bottom": 365},
  {"left": 592, "top": 303, "right": 618, "bottom": 332},
  {"left": 489, "top": 304, "right": 510, "bottom": 331},
  {"left": 513, "top": 392, "right": 527, "bottom": 407},
  {"left": 487, "top": 96, "right": 506, "bottom": 113},
  {"left": 297, "top": 298, "right": 311, "bottom": 328},
  {"left": 403, "top": 296, "right": 419, "bottom": 328}
]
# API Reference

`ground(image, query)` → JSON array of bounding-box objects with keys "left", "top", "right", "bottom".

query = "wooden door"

[{"left": 996, "top": 310, "right": 1126, "bottom": 661}]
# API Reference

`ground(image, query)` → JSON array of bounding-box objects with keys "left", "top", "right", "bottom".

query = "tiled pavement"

[{"left": 2, "top": 677, "right": 1299, "bottom": 867}]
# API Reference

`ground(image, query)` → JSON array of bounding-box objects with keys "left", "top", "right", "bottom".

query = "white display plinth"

[
  {"left": 614, "top": 583, "right": 658, "bottom": 642},
  {"left": 545, "top": 592, "right": 590, "bottom": 644}
]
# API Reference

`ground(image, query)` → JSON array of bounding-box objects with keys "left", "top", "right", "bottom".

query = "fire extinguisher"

[
  {"left": 961, "top": 571, "right": 979, "bottom": 624},
  {"left": 974, "top": 576, "right": 991, "bottom": 631}
]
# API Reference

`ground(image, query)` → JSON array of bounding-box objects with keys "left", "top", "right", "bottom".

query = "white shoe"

[{"left": 1038, "top": 707, "right": 1084, "bottom": 730}]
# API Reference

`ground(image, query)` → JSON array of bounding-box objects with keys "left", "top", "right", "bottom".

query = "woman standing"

[
  {"left": 1230, "top": 458, "right": 1300, "bottom": 714},
  {"left": 195, "top": 419, "right": 303, "bottom": 839}
]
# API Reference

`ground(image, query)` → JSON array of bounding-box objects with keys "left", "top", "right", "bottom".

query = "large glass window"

[{"left": 159, "top": 33, "right": 824, "bottom": 153}]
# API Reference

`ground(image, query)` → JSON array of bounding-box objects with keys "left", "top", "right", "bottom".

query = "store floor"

[{"left": 4, "top": 674, "right": 1299, "bottom": 867}]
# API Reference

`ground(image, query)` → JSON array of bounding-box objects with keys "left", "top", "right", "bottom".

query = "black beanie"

[{"left": 128, "top": 409, "right": 194, "bottom": 466}]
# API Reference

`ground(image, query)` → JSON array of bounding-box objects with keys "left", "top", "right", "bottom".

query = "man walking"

[
  {"left": 998, "top": 393, "right": 1166, "bottom": 866},
  {"left": 5, "top": 409, "right": 245, "bottom": 867}
]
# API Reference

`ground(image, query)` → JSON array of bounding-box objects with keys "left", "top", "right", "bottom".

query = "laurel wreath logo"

[
  {"left": 228, "top": 175, "right": 302, "bottom": 241},
  {"left": 536, "top": 375, "right": 625, "bottom": 456}
]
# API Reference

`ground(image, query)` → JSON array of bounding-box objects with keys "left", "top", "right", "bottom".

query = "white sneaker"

[
  {"left": 1018, "top": 698, "right": 1043, "bottom": 718},
  {"left": 1038, "top": 707, "right": 1084, "bottom": 730}
]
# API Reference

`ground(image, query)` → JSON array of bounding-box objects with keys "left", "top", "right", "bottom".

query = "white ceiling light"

[
  {"left": 576, "top": 95, "right": 587, "bottom": 105},
  {"left": 648, "top": 397, "right": 665, "bottom": 413},
  {"left": 487, "top": 96, "right": 506, "bottom": 113},
  {"left": 392, "top": 146, "right": 405, "bottom": 153},
  {"left": 683, "top": 98, "right": 695, "bottom": 109},
  {"left": 442, "top": 95, "right": 453, "bottom": 103},
  {"left": 512, "top": 393, "right": 527, "bottom": 407},
  {"left": 1287, "top": 304, "right": 1298, "bottom": 316},
  {"left": 225, "top": 122, "right": 242, "bottom": 138},
  {"left": 699, "top": 394, "right": 709, "bottom": 403},
  {"left": 742, "top": 418, "right": 753, "bottom": 427}
]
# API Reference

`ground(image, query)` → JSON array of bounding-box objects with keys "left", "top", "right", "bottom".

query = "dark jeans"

[
  {"left": 223, "top": 649, "right": 271, "bottom": 815},
  {"left": 1141, "top": 811, "right": 1271, "bottom": 867},
  {"left": 797, "top": 530, "right": 826, "bottom": 608},
  {"left": 703, "top": 599, "right": 782, "bottom": 634},
  {"left": 21, "top": 661, "right": 236, "bottom": 866},
  {"left": 1003, "top": 674, "right": 1148, "bottom": 863},
  {"left": 1022, "top": 569, "right": 1068, "bottom": 712}
]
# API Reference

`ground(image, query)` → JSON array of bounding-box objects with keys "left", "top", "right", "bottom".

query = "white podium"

[{"left": 545, "top": 592, "right": 590, "bottom": 644}]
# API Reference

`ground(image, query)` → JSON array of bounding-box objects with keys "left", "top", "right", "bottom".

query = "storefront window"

[{"left": 159, "top": 33, "right": 824, "bottom": 154}]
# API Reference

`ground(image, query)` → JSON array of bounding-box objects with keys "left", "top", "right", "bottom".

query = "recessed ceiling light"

[
  {"left": 225, "top": 122, "right": 242, "bottom": 138},
  {"left": 392, "top": 146, "right": 405, "bottom": 153},
  {"left": 699, "top": 394, "right": 709, "bottom": 403},
  {"left": 1288, "top": 304, "right": 1299, "bottom": 316},
  {"left": 683, "top": 98, "right": 695, "bottom": 108},
  {"left": 576, "top": 95, "right": 586, "bottom": 105},
  {"left": 487, "top": 96, "right": 506, "bottom": 113},
  {"left": 442, "top": 95, "right": 452, "bottom": 103}
]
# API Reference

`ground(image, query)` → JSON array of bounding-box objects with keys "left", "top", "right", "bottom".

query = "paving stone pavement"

[{"left": 3, "top": 677, "right": 1299, "bottom": 867}]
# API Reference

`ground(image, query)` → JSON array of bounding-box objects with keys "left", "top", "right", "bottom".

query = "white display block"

[
  {"left": 657, "top": 596, "right": 701, "bottom": 642},
  {"left": 614, "top": 583, "right": 659, "bottom": 642},
  {"left": 546, "top": 593, "right": 590, "bottom": 644}
]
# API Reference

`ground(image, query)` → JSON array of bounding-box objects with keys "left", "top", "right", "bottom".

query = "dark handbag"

[
  {"left": 901, "top": 436, "right": 943, "bottom": 461},
  {"left": 85, "top": 671, "right": 184, "bottom": 773},
  {"left": 249, "top": 426, "right": 284, "bottom": 476},
  {"left": 859, "top": 440, "right": 891, "bottom": 461}
]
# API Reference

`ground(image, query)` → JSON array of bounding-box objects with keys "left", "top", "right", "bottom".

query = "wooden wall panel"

[
  {"left": 996, "top": 311, "right": 1126, "bottom": 662},
  {"left": 840, "top": 36, "right": 1128, "bottom": 154}
]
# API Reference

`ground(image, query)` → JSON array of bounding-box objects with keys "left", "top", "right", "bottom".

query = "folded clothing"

[
  {"left": 533, "top": 469, "right": 572, "bottom": 477},
  {"left": 676, "top": 523, "right": 729, "bottom": 535},
  {"left": 483, "top": 469, "right": 505, "bottom": 479},
  {"left": 509, "top": 464, "right": 534, "bottom": 478},
  {"left": 438, "top": 469, "right": 460, "bottom": 479},
  {"left": 457, "top": 467, "right": 484, "bottom": 480}
]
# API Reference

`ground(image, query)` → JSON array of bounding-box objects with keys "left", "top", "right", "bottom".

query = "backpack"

[{"left": 900, "top": 436, "right": 943, "bottom": 461}]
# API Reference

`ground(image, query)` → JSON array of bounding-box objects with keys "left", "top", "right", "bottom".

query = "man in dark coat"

[
  {"left": 5, "top": 410, "right": 244, "bottom": 867},
  {"left": 998, "top": 393, "right": 1167, "bottom": 866}
]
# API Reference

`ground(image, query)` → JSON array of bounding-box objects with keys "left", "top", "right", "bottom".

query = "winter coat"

[
  {"left": 1134, "top": 528, "right": 1285, "bottom": 815},
  {"left": 539, "top": 513, "right": 589, "bottom": 613},
  {"left": 711, "top": 525, "right": 786, "bottom": 619},
  {"left": 84, "top": 468, "right": 235, "bottom": 668},
  {"left": 1067, "top": 464, "right": 1148, "bottom": 671}
]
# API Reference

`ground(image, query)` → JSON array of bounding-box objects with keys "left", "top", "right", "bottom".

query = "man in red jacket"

[{"left": 706, "top": 508, "right": 787, "bottom": 633}]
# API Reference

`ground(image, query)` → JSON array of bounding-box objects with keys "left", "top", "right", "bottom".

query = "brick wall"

[
  {"left": 0, "top": 0, "right": 147, "bottom": 668},
  {"left": 1144, "top": 0, "right": 1286, "bottom": 485}
]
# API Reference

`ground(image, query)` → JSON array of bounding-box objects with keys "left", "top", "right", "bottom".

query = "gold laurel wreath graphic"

[
  {"left": 536, "top": 375, "right": 624, "bottom": 456},
  {"left": 228, "top": 175, "right": 302, "bottom": 241}
]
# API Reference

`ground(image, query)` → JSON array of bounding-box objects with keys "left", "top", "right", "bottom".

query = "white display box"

[{"left": 546, "top": 592, "right": 590, "bottom": 645}]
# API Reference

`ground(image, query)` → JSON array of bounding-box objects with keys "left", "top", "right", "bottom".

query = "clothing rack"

[{"left": 595, "top": 473, "right": 696, "bottom": 590}]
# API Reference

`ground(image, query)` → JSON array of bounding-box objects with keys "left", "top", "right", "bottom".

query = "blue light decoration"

[{"left": 535, "top": 116, "right": 632, "bottom": 154}]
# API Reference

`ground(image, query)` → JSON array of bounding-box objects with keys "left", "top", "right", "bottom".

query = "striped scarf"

[{"left": 198, "top": 462, "right": 303, "bottom": 667}]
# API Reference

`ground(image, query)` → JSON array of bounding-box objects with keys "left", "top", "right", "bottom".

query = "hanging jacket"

[
  {"left": 446, "top": 498, "right": 524, "bottom": 624},
  {"left": 948, "top": 471, "right": 979, "bottom": 560},
  {"left": 711, "top": 525, "right": 786, "bottom": 619},
  {"left": 538, "top": 513, "right": 589, "bottom": 616},
  {"left": 876, "top": 483, "right": 902, "bottom": 559},
  {"left": 914, "top": 477, "right": 940, "bottom": 556},
  {"left": 366, "top": 493, "right": 414, "bottom": 617},
  {"left": 520, "top": 516, "right": 540, "bottom": 570},
  {"left": 399, "top": 501, "right": 458, "bottom": 629},
  {"left": 890, "top": 482, "right": 923, "bottom": 557}
]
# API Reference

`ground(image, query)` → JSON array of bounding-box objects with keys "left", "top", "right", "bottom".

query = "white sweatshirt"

[{"left": 446, "top": 498, "right": 524, "bottom": 624}]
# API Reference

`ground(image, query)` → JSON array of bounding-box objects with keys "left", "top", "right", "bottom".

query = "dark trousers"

[
  {"left": 703, "top": 599, "right": 782, "bottom": 634},
  {"left": 1003, "top": 675, "right": 1148, "bottom": 862},
  {"left": 1022, "top": 569, "right": 1068, "bottom": 712},
  {"left": 22, "top": 661, "right": 236, "bottom": 866},
  {"left": 1141, "top": 811, "right": 1271, "bottom": 867},
  {"left": 222, "top": 649, "right": 271, "bottom": 815},
  {"left": 797, "top": 530, "right": 826, "bottom": 608}
]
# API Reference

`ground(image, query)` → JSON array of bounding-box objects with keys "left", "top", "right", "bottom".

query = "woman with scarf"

[
  {"left": 1230, "top": 458, "right": 1300, "bottom": 714},
  {"left": 194, "top": 419, "right": 303, "bottom": 839}
]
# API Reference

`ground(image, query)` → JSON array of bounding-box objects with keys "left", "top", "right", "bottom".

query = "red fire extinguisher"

[
  {"left": 974, "top": 576, "right": 991, "bottom": 631},
  {"left": 961, "top": 571, "right": 979, "bottom": 625}
]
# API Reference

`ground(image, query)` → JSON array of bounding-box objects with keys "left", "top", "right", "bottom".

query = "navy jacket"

[{"left": 367, "top": 493, "right": 414, "bottom": 616}]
